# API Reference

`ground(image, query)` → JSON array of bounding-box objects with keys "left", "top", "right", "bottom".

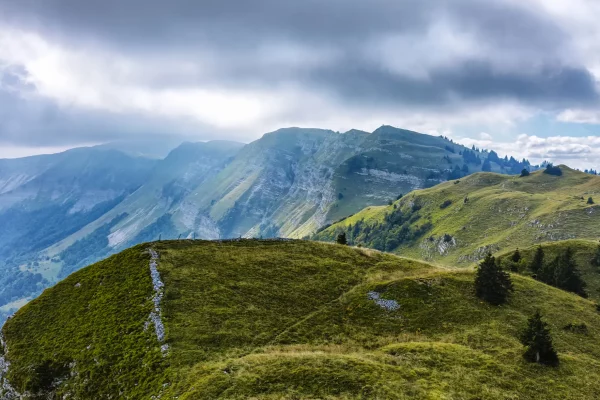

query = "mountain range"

[{"left": 0, "top": 126, "right": 531, "bottom": 322}]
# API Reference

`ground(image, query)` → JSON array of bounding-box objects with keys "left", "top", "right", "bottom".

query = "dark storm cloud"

[
  {"left": 0, "top": 0, "right": 599, "bottom": 148},
  {"left": 309, "top": 60, "right": 599, "bottom": 108}
]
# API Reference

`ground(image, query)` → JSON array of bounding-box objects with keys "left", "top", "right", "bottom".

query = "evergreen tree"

[
  {"left": 475, "top": 253, "right": 514, "bottom": 305},
  {"left": 482, "top": 159, "right": 492, "bottom": 172},
  {"left": 520, "top": 168, "right": 530, "bottom": 177},
  {"left": 519, "top": 310, "right": 559, "bottom": 366},
  {"left": 540, "top": 248, "right": 587, "bottom": 297},
  {"left": 511, "top": 248, "right": 522, "bottom": 263},
  {"left": 530, "top": 246, "right": 544, "bottom": 274},
  {"left": 336, "top": 232, "right": 348, "bottom": 245},
  {"left": 587, "top": 197, "right": 594, "bottom": 204}
]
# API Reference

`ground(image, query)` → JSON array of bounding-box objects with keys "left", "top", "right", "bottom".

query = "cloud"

[
  {"left": 0, "top": 0, "right": 599, "bottom": 152},
  {"left": 457, "top": 134, "right": 600, "bottom": 170}
]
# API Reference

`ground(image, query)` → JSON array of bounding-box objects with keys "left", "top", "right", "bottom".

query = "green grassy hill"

[
  {"left": 496, "top": 239, "right": 600, "bottom": 302},
  {"left": 3, "top": 240, "right": 600, "bottom": 399},
  {"left": 315, "top": 165, "right": 600, "bottom": 266}
]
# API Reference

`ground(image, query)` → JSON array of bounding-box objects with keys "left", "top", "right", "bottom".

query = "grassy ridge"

[
  {"left": 3, "top": 240, "right": 600, "bottom": 399},
  {"left": 1, "top": 245, "right": 167, "bottom": 398},
  {"left": 315, "top": 166, "right": 600, "bottom": 266},
  {"left": 496, "top": 239, "right": 600, "bottom": 301}
]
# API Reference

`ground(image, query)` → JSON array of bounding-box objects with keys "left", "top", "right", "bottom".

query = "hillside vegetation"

[
  {"left": 496, "top": 239, "right": 600, "bottom": 302},
  {"left": 2, "top": 240, "right": 600, "bottom": 399},
  {"left": 315, "top": 165, "right": 600, "bottom": 267}
]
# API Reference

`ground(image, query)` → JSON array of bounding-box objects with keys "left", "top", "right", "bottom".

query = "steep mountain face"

[
  {"left": 0, "top": 148, "right": 158, "bottom": 321},
  {"left": 315, "top": 166, "right": 600, "bottom": 266},
  {"left": 2, "top": 240, "right": 600, "bottom": 399},
  {"left": 0, "top": 142, "right": 241, "bottom": 323},
  {"left": 179, "top": 126, "right": 529, "bottom": 239},
  {"left": 0, "top": 126, "right": 531, "bottom": 323}
]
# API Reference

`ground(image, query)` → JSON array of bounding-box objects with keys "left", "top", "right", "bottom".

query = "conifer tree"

[
  {"left": 539, "top": 248, "right": 587, "bottom": 297},
  {"left": 587, "top": 196, "right": 594, "bottom": 204},
  {"left": 475, "top": 253, "right": 513, "bottom": 305},
  {"left": 336, "top": 232, "right": 348, "bottom": 245},
  {"left": 530, "top": 246, "right": 544, "bottom": 274},
  {"left": 519, "top": 310, "right": 559, "bottom": 366},
  {"left": 520, "top": 168, "right": 530, "bottom": 177},
  {"left": 511, "top": 248, "right": 522, "bottom": 263},
  {"left": 554, "top": 247, "right": 587, "bottom": 297}
]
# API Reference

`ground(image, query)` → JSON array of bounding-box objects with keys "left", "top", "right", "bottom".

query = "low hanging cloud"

[{"left": 0, "top": 0, "right": 599, "bottom": 158}]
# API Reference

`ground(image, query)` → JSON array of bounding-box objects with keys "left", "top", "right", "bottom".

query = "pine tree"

[
  {"left": 336, "top": 232, "right": 348, "bottom": 245},
  {"left": 530, "top": 246, "right": 544, "bottom": 274},
  {"left": 587, "top": 197, "right": 594, "bottom": 204},
  {"left": 511, "top": 248, "right": 522, "bottom": 263},
  {"left": 475, "top": 253, "right": 514, "bottom": 305},
  {"left": 553, "top": 248, "right": 587, "bottom": 297},
  {"left": 519, "top": 310, "right": 559, "bottom": 366},
  {"left": 539, "top": 248, "right": 587, "bottom": 297},
  {"left": 520, "top": 168, "right": 530, "bottom": 177},
  {"left": 482, "top": 159, "right": 492, "bottom": 172}
]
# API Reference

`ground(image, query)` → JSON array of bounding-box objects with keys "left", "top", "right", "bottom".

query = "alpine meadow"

[{"left": 3, "top": 0, "right": 600, "bottom": 398}]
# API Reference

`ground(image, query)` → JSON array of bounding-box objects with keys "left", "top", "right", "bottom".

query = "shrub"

[
  {"left": 440, "top": 200, "right": 452, "bottom": 209},
  {"left": 587, "top": 197, "right": 594, "bottom": 204},
  {"left": 563, "top": 322, "right": 588, "bottom": 334},
  {"left": 520, "top": 168, "right": 530, "bottom": 177}
]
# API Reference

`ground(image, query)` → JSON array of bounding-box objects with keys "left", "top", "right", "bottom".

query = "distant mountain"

[
  {"left": 2, "top": 240, "right": 600, "bottom": 399},
  {"left": 315, "top": 165, "right": 600, "bottom": 267},
  {"left": 0, "top": 126, "right": 532, "bottom": 322}
]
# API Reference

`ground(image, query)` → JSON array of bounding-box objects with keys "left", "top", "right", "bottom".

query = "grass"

[
  {"left": 496, "top": 239, "right": 600, "bottom": 302},
  {"left": 315, "top": 166, "right": 600, "bottom": 266},
  {"left": 3, "top": 239, "right": 600, "bottom": 399},
  {"left": 1, "top": 245, "right": 167, "bottom": 398}
]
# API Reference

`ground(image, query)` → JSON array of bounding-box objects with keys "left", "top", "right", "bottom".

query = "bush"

[
  {"left": 563, "top": 322, "right": 588, "bottom": 334},
  {"left": 440, "top": 200, "right": 452, "bottom": 209},
  {"left": 520, "top": 168, "right": 530, "bottom": 177},
  {"left": 587, "top": 197, "right": 594, "bottom": 204}
]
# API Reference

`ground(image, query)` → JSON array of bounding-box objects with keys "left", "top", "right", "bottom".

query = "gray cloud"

[{"left": 0, "top": 0, "right": 599, "bottom": 149}]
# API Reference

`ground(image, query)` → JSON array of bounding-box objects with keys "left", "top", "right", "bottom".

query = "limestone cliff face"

[{"left": 0, "top": 126, "right": 526, "bottom": 325}]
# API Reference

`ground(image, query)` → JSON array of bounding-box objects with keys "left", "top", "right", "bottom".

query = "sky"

[{"left": 1, "top": 0, "right": 600, "bottom": 169}]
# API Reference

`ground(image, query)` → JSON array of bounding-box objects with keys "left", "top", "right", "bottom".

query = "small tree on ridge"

[{"left": 475, "top": 253, "right": 513, "bottom": 305}]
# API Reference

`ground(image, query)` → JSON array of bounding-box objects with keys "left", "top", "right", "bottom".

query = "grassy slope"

[
  {"left": 1, "top": 245, "right": 167, "bottom": 398},
  {"left": 3, "top": 240, "right": 600, "bottom": 399},
  {"left": 316, "top": 166, "right": 600, "bottom": 266},
  {"left": 496, "top": 239, "right": 600, "bottom": 301}
]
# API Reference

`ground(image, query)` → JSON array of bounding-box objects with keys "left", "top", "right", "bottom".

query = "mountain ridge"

[
  {"left": 2, "top": 239, "right": 600, "bottom": 399},
  {"left": 0, "top": 126, "right": 532, "bottom": 323}
]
